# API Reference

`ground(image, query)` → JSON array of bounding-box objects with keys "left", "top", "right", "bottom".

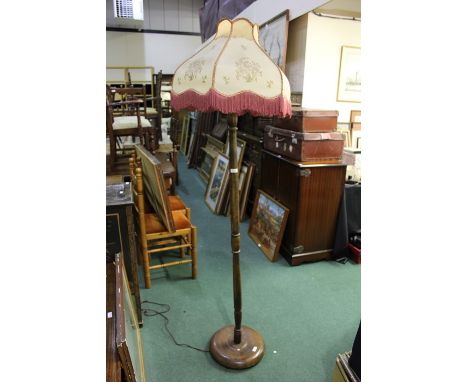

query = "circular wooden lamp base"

[{"left": 209, "top": 325, "right": 265, "bottom": 369}]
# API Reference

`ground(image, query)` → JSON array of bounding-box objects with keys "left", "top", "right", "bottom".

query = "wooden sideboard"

[{"left": 260, "top": 150, "right": 346, "bottom": 265}]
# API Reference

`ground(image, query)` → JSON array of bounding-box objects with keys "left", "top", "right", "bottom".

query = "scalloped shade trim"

[{"left": 171, "top": 88, "right": 291, "bottom": 117}]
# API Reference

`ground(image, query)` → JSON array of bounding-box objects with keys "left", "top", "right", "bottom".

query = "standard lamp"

[{"left": 171, "top": 18, "right": 292, "bottom": 369}]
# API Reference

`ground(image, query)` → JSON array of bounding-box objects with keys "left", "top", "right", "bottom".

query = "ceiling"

[{"left": 313, "top": 0, "right": 361, "bottom": 19}]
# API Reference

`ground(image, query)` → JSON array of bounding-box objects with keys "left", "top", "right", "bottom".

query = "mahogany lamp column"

[{"left": 209, "top": 113, "right": 265, "bottom": 369}]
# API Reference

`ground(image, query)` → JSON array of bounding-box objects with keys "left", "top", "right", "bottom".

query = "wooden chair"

[
  {"left": 152, "top": 70, "right": 163, "bottom": 142},
  {"left": 153, "top": 70, "right": 179, "bottom": 185},
  {"left": 126, "top": 72, "right": 159, "bottom": 124},
  {"left": 130, "top": 145, "right": 197, "bottom": 288},
  {"left": 107, "top": 87, "right": 158, "bottom": 170}
]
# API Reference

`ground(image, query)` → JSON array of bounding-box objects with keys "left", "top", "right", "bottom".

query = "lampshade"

[{"left": 171, "top": 18, "right": 292, "bottom": 118}]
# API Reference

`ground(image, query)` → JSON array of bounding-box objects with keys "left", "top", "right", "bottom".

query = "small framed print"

[
  {"left": 337, "top": 46, "right": 361, "bottom": 103},
  {"left": 205, "top": 153, "right": 230, "bottom": 214},
  {"left": 350, "top": 110, "right": 361, "bottom": 123}
]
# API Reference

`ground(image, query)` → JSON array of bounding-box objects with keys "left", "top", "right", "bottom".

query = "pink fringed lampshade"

[{"left": 171, "top": 18, "right": 292, "bottom": 118}]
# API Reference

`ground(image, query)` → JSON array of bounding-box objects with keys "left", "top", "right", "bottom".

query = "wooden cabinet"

[{"left": 260, "top": 150, "right": 346, "bottom": 265}]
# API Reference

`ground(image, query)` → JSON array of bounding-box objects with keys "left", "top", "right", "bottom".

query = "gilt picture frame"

[
  {"left": 259, "top": 10, "right": 290, "bottom": 72},
  {"left": 240, "top": 162, "right": 255, "bottom": 221},
  {"left": 337, "top": 46, "right": 361, "bottom": 103},
  {"left": 205, "top": 153, "right": 230, "bottom": 214},
  {"left": 248, "top": 190, "right": 289, "bottom": 262},
  {"left": 115, "top": 254, "right": 146, "bottom": 382}
]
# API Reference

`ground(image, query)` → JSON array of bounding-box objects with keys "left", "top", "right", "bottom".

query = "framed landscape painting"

[
  {"left": 205, "top": 153, "right": 229, "bottom": 213},
  {"left": 248, "top": 190, "right": 289, "bottom": 262}
]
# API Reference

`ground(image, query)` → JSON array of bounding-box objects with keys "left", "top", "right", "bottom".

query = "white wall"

[
  {"left": 106, "top": 31, "right": 202, "bottom": 74},
  {"left": 302, "top": 13, "right": 360, "bottom": 122}
]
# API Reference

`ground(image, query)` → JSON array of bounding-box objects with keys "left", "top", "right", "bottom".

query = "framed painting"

[
  {"left": 248, "top": 190, "right": 289, "bottom": 262},
  {"left": 223, "top": 161, "right": 254, "bottom": 218},
  {"left": 352, "top": 129, "right": 362, "bottom": 149},
  {"left": 223, "top": 138, "right": 246, "bottom": 170},
  {"left": 350, "top": 110, "right": 361, "bottom": 124},
  {"left": 259, "top": 10, "right": 290, "bottom": 72},
  {"left": 115, "top": 254, "right": 146, "bottom": 382},
  {"left": 186, "top": 119, "right": 197, "bottom": 164},
  {"left": 240, "top": 162, "right": 255, "bottom": 221},
  {"left": 205, "top": 153, "right": 230, "bottom": 213},
  {"left": 337, "top": 46, "right": 361, "bottom": 103},
  {"left": 180, "top": 115, "right": 190, "bottom": 155},
  {"left": 135, "top": 145, "right": 175, "bottom": 232}
]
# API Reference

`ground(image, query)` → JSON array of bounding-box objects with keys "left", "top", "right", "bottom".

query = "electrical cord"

[{"left": 141, "top": 300, "right": 209, "bottom": 353}]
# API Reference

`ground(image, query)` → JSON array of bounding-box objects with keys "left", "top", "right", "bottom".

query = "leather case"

[
  {"left": 273, "top": 107, "right": 338, "bottom": 132},
  {"left": 264, "top": 125, "right": 344, "bottom": 161}
]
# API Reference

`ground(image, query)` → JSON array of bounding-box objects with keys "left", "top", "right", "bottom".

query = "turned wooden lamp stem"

[
  {"left": 227, "top": 113, "right": 242, "bottom": 344},
  {"left": 208, "top": 114, "right": 265, "bottom": 368}
]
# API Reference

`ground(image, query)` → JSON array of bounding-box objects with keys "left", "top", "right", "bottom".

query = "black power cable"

[{"left": 141, "top": 300, "right": 209, "bottom": 353}]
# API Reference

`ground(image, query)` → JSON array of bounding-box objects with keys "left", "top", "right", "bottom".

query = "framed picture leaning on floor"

[
  {"left": 248, "top": 190, "right": 289, "bottom": 262},
  {"left": 205, "top": 153, "right": 230, "bottom": 214}
]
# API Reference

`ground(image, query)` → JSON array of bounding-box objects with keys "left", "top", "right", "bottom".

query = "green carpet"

[{"left": 138, "top": 154, "right": 361, "bottom": 382}]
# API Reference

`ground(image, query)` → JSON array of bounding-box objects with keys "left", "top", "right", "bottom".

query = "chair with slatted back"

[
  {"left": 131, "top": 145, "right": 197, "bottom": 288},
  {"left": 153, "top": 70, "right": 179, "bottom": 186},
  {"left": 151, "top": 70, "right": 163, "bottom": 143},
  {"left": 107, "top": 86, "right": 158, "bottom": 171}
]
